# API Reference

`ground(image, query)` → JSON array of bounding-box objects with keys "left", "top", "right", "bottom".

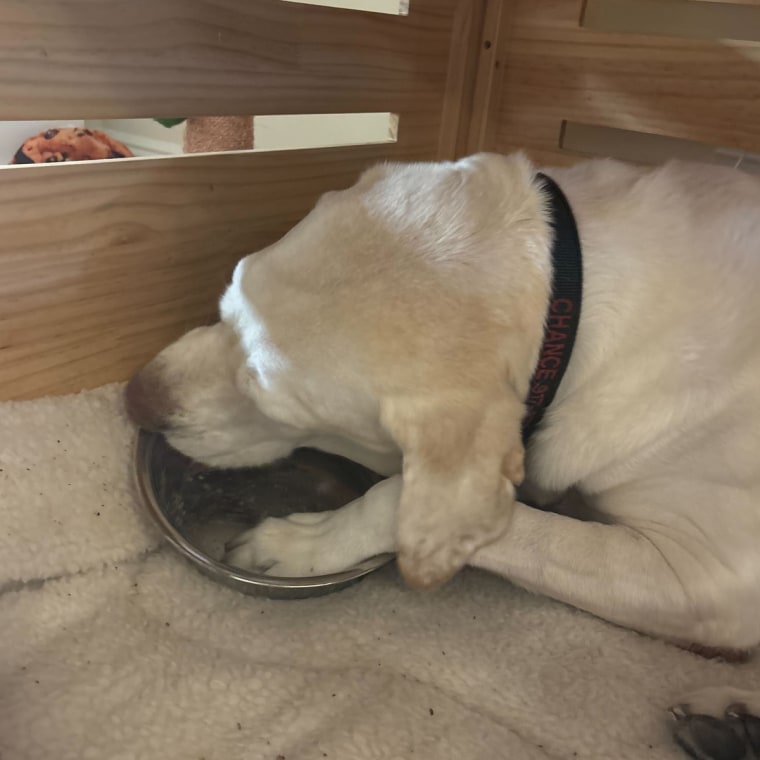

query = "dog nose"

[{"left": 125, "top": 368, "right": 171, "bottom": 432}]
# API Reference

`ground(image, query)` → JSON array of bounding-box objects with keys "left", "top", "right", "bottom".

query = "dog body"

[
  {"left": 127, "top": 154, "right": 760, "bottom": 755},
  {"left": 480, "top": 158, "right": 760, "bottom": 649}
]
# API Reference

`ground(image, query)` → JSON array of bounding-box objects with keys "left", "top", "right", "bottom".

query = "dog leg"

[
  {"left": 223, "top": 476, "right": 400, "bottom": 576},
  {"left": 469, "top": 496, "right": 760, "bottom": 650}
]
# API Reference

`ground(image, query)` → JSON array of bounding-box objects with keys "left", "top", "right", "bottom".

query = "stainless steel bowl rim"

[{"left": 134, "top": 430, "right": 394, "bottom": 594}]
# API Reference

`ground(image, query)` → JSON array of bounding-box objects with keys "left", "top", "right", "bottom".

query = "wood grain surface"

[
  {"left": 0, "top": 143, "right": 439, "bottom": 400},
  {"left": 0, "top": 0, "right": 453, "bottom": 120},
  {"left": 7, "top": 0, "right": 757, "bottom": 399},
  {"left": 583, "top": 0, "right": 760, "bottom": 42},
  {"left": 0, "top": 0, "right": 487, "bottom": 399},
  {"left": 490, "top": 0, "right": 760, "bottom": 165}
]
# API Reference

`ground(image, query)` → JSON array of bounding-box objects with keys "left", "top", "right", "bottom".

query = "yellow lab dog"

[{"left": 127, "top": 154, "right": 760, "bottom": 759}]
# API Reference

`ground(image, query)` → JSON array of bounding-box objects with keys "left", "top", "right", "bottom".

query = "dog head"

[{"left": 126, "top": 152, "right": 552, "bottom": 588}]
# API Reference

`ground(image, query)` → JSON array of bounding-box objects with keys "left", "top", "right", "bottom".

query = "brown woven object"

[{"left": 183, "top": 116, "right": 254, "bottom": 153}]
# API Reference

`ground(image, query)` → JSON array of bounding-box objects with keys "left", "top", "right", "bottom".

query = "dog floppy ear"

[{"left": 381, "top": 388, "right": 525, "bottom": 590}]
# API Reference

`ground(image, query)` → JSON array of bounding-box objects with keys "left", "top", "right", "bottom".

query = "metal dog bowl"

[{"left": 134, "top": 430, "right": 394, "bottom": 599}]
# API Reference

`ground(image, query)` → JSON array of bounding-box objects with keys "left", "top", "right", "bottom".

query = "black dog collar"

[{"left": 521, "top": 173, "right": 583, "bottom": 443}]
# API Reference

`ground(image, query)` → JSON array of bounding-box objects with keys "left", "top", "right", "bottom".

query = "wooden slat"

[
  {"left": 0, "top": 142, "right": 441, "bottom": 400},
  {"left": 463, "top": 0, "right": 508, "bottom": 154},
  {"left": 562, "top": 121, "right": 760, "bottom": 173},
  {"left": 692, "top": 0, "right": 760, "bottom": 6},
  {"left": 583, "top": 0, "right": 760, "bottom": 43},
  {"left": 437, "top": 0, "right": 489, "bottom": 158},
  {"left": 0, "top": 0, "right": 454, "bottom": 120},
  {"left": 0, "top": 0, "right": 487, "bottom": 400},
  {"left": 490, "top": 0, "right": 760, "bottom": 164},
  {"left": 279, "top": 0, "right": 406, "bottom": 14}
]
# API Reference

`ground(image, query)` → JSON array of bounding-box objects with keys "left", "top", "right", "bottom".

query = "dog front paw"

[
  {"left": 223, "top": 512, "right": 349, "bottom": 577},
  {"left": 397, "top": 483, "right": 515, "bottom": 591}
]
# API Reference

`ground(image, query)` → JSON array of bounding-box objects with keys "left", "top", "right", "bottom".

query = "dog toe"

[
  {"left": 221, "top": 514, "right": 342, "bottom": 577},
  {"left": 222, "top": 527, "right": 272, "bottom": 572}
]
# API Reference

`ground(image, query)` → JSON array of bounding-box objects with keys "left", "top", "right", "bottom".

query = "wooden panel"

[
  {"left": 0, "top": 0, "right": 454, "bottom": 120},
  {"left": 463, "top": 0, "right": 509, "bottom": 154},
  {"left": 0, "top": 0, "right": 488, "bottom": 399},
  {"left": 491, "top": 0, "right": 760, "bottom": 165},
  {"left": 279, "top": 0, "right": 407, "bottom": 13},
  {"left": 0, "top": 142, "right": 442, "bottom": 400},
  {"left": 583, "top": 0, "right": 760, "bottom": 42},
  {"left": 692, "top": 0, "right": 760, "bottom": 6},
  {"left": 562, "top": 121, "right": 760, "bottom": 173},
  {"left": 437, "top": 0, "right": 488, "bottom": 158}
]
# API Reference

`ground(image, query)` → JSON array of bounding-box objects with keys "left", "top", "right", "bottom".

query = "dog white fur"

[{"left": 127, "top": 153, "right": 760, "bottom": 742}]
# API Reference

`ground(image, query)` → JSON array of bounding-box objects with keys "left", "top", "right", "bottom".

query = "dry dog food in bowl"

[{"left": 134, "top": 430, "right": 394, "bottom": 598}]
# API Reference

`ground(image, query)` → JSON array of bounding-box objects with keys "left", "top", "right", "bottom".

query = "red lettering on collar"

[
  {"left": 551, "top": 298, "right": 574, "bottom": 314},
  {"left": 544, "top": 330, "right": 567, "bottom": 344}
]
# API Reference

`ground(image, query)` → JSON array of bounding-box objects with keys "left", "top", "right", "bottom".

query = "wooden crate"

[
  {"left": 2, "top": 0, "right": 758, "bottom": 399},
  {"left": 0, "top": 0, "right": 491, "bottom": 399},
  {"left": 480, "top": 0, "right": 760, "bottom": 165}
]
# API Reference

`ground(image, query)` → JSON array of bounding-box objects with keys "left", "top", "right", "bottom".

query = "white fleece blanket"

[{"left": 1, "top": 385, "right": 757, "bottom": 760}]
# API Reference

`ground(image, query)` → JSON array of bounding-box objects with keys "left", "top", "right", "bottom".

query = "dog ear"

[{"left": 381, "top": 388, "right": 525, "bottom": 591}]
